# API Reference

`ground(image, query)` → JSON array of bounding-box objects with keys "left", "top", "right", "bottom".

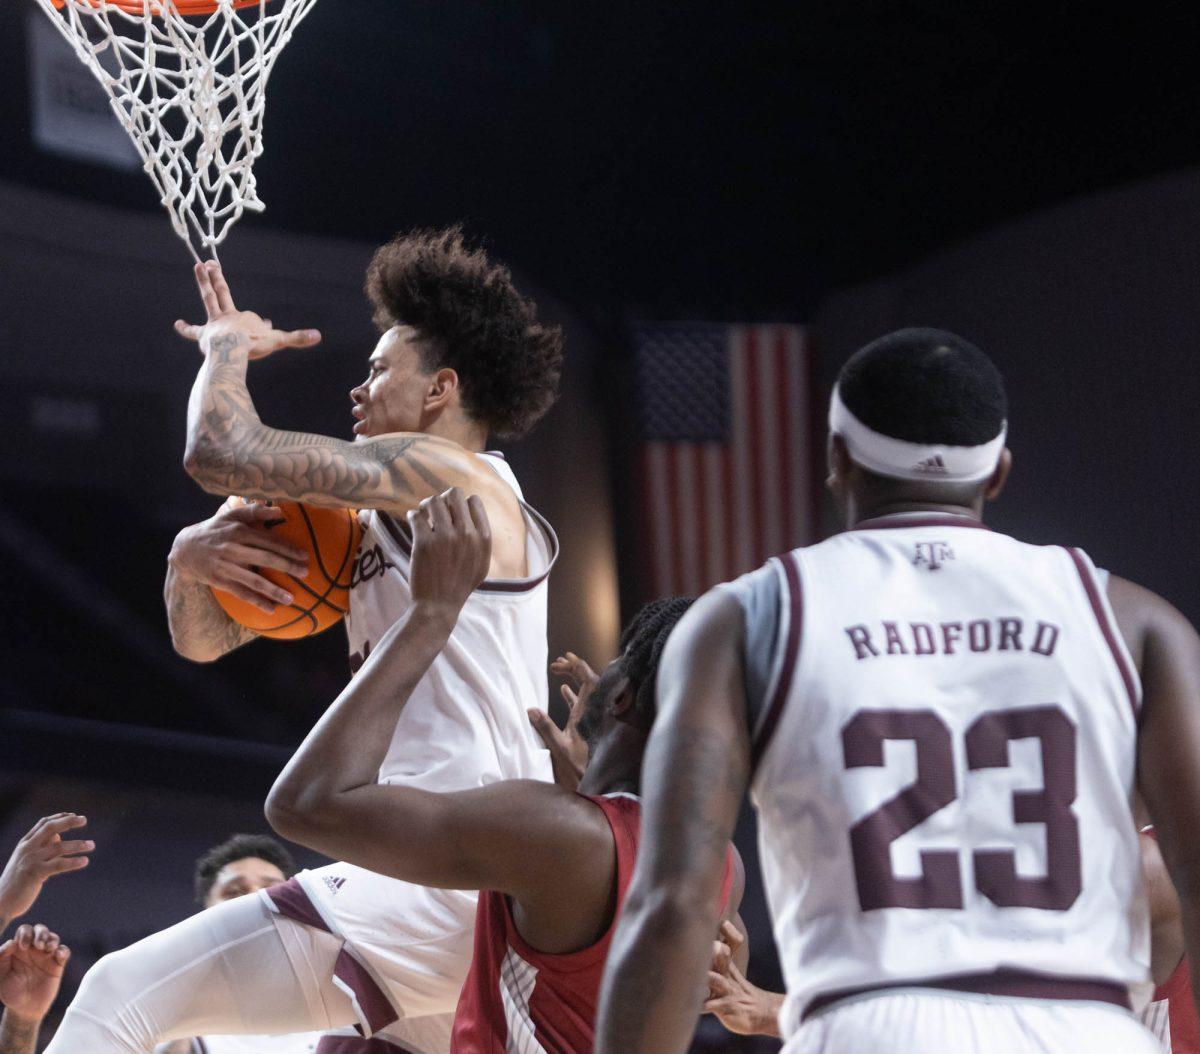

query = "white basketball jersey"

[
  {"left": 191, "top": 1033, "right": 320, "bottom": 1054},
  {"left": 343, "top": 452, "right": 557, "bottom": 791},
  {"left": 728, "top": 512, "right": 1148, "bottom": 1037}
]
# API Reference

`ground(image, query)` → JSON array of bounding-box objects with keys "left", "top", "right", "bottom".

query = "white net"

[{"left": 32, "top": 0, "right": 319, "bottom": 261}]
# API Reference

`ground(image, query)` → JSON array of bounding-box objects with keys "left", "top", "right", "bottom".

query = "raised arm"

[
  {"left": 1121, "top": 574, "right": 1200, "bottom": 1021},
  {"left": 265, "top": 490, "right": 601, "bottom": 902},
  {"left": 595, "top": 590, "right": 750, "bottom": 1054},
  {"left": 178, "top": 262, "right": 475, "bottom": 512}
]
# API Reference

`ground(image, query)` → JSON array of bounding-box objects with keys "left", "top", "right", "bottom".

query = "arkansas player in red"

[
  {"left": 1141, "top": 828, "right": 1200, "bottom": 1053},
  {"left": 265, "top": 488, "right": 742, "bottom": 1054}
]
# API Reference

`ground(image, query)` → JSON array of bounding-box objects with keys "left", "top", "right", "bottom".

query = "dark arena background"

[{"left": 1, "top": 3, "right": 1199, "bottom": 1050}]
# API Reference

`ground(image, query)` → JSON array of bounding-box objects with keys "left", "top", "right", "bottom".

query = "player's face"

[
  {"left": 350, "top": 326, "right": 437, "bottom": 440},
  {"left": 204, "top": 857, "right": 288, "bottom": 908}
]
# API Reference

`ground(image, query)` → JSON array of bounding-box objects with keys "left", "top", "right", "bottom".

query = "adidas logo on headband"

[{"left": 829, "top": 386, "right": 1006, "bottom": 484}]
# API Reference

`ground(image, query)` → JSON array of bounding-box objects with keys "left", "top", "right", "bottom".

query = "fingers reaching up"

[
  {"left": 408, "top": 488, "right": 493, "bottom": 615},
  {"left": 0, "top": 815, "right": 93, "bottom": 925},
  {"left": 0, "top": 924, "right": 71, "bottom": 1022}
]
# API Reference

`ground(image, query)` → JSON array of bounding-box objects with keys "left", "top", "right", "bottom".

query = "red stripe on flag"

[
  {"left": 693, "top": 444, "right": 710, "bottom": 593},
  {"left": 722, "top": 440, "right": 737, "bottom": 583},
  {"left": 775, "top": 327, "right": 794, "bottom": 550},
  {"left": 668, "top": 445, "right": 686, "bottom": 595},
  {"left": 743, "top": 328, "right": 766, "bottom": 569}
]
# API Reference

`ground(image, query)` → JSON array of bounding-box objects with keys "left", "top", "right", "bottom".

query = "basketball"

[{"left": 211, "top": 498, "right": 361, "bottom": 640}]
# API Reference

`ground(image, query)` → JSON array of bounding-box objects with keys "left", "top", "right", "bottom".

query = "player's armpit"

[{"left": 595, "top": 590, "right": 750, "bottom": 1054}]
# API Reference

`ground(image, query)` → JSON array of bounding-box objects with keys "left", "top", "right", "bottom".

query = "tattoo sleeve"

[
  {"left": 0, "top": 1011, "right": 39, "bottom": 1054},
  {"left": 184, "top": 332, "right": 461, "bottom": 510},
  {"left": 595, "top": 591, "right": 751, "bottom": 1054},
  {"left": 164, "top": 564, "right": 257, "bottom": 662}
]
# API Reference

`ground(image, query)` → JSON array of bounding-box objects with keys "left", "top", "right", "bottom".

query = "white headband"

[{"left": 829, "top": 386, "right": 1007, "bottom": 484}]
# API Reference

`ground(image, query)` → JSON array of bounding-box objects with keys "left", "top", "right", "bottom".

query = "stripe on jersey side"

[
  {"left": 192, "top": 1041, "right": 208, "bottom": 1054},
  {"left": 1139, "top": 998, "right": 1171, "bottom": 1043},
  {"left": 499, "top": 946, "right": 547, "bottom": 1054},
  {"left": 1066, "top": 548, "right": 1141, "bottom": 720},
  {"left": 750, "top": 552, "right": 804, "bottom": 775}
]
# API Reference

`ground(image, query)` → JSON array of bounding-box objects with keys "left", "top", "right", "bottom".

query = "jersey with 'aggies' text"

[
  {"left": 449, "top": 794, "right": 735, "bottom": 1054},
  {"left": 724, "top": 512, "right": 1148, "bottom": 1039}
]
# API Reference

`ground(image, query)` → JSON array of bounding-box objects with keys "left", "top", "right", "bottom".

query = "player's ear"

[
  {"left": 610, "top": 677, "right": 637, "bottom": 719},
  {"left": 984, "top": 448, "right": 1012, "bottom": 502},
  {"left": 827, "top": 433, "right": 852, "bottom": 496},
  {"left": 425, "top": 367, "right": 460, "bottom": 412}
]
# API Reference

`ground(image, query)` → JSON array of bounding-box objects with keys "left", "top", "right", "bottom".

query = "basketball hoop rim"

[{"left": 50, "top": 0, "right": 272, "bottom": 16}]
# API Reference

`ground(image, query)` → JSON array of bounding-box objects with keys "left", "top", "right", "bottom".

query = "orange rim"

[{"left": 50, "top": 0, "right": 270, "bottom": 14}]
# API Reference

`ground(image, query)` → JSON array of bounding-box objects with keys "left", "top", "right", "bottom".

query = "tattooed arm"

[
  {"left": 164, "top": 563, "right": 257, "bottom": 663},
  {"left": 595, "top": 590, "right": 750, "bottom": 1054},
  {"left": 184, "top": 328, "right": 466, "bottom": 511},
  {"left": 177, "top": 263, "right": 471, "bottom": 511}
]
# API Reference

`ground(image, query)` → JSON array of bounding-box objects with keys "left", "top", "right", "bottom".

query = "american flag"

[{"left": 632, "top": 323, "right": 817, "bottom": 599}]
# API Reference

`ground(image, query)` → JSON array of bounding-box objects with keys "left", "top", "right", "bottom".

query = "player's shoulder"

[{"left": 1106, "top": 573, "right": 1198, "bottom": 671}]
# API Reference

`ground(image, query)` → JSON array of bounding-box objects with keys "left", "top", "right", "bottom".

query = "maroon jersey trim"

[
  {"left": 1066, "top": 548, "right": 1140, "bottom": 720},
  {"left": 847, "top": 513, "right": 992, "bottom": 533},
  {"left": 372, "top": 506, "right": 559, "bottom": 595},
  {"left": 750, "top": 553, "right": 803, "bottom": 774},
  {"left": 803, "top": 969, "right": 1131, "bottom": 1021},
  {"left": 316, "top": 1037, "right": 422, "bottom": 1054},
  {"left": 266, "top": 879, "right": 400, "bottom": 1037}
]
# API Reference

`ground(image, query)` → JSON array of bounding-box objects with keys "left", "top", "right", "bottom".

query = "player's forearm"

[
  {"left": 597, "top": 889, "right": 720, "bottom": 1053},
  {"left": 183, "top": 331, "right": 265, "bottom": 495},
  {"left": 266, "top": 601, "right": 456, "bottom": 836},
  {"left": 0, "top": 1011, "right": 41, "bottom": 1054},
  {"left": 164, "top": 562, "right": 255, "bottom": 662}
]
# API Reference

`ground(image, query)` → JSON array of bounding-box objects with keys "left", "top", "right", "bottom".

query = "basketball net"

[{"left": 32, "top": 0, "right": 319, "bottom": 261}]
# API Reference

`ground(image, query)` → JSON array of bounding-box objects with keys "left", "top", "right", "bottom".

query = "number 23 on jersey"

[{"left": 843, "top": 704, "right": 1081, "bottom": 913}]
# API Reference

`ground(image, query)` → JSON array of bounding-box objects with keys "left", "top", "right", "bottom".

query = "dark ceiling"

[{"left": 2, "top": 1, "right": 1198, "bottom": 319}]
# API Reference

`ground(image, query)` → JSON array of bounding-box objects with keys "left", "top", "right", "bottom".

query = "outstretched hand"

[
  {"left": 530, "top": 652, "right": 598, "bottom": 791},
  {"left": 408, "top": 488, "right": 492, "bottom": 622},
  {"left": 174, "top": 260, "right": 321, "bottom": 361},
  {"left": 704, "top": 920, "right": 782, "bottom": 1038},
  {"left": 0, "top": 924, "right": 70, "bottom": 1023},
  {"left": 0, "top": 816, "right": 92, "bottom": 928}
]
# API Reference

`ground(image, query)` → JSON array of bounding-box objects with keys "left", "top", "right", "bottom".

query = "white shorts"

[
  {"left": 267, "top": 863, "right": 476, "bottom": 1039},
  {"left": 789, "top": 991, "right": 1162, "bottom": 1054}
]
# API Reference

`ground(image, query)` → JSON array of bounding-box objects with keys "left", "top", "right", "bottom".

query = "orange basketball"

[{"left": 212, "top": 499, "right": 361, "bottom": 640}]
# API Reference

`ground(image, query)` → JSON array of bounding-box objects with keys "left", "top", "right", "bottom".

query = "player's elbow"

[
  {"left": 265, "top": 781, "right": 336, "bottom": 846},
  {"left": 182, "top": 437, "right": 237, "bottom": 493},
  {"left": 169, "top": 632, "right": 223, "bottom": 664}
]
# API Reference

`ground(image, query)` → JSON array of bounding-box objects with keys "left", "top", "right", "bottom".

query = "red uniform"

[
  {"left": 1143, "top": 957, "right": 1200, "bottom": 1054},
  {"left": 451, "top": 792, "right": 733, "bottom": 1054}
]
